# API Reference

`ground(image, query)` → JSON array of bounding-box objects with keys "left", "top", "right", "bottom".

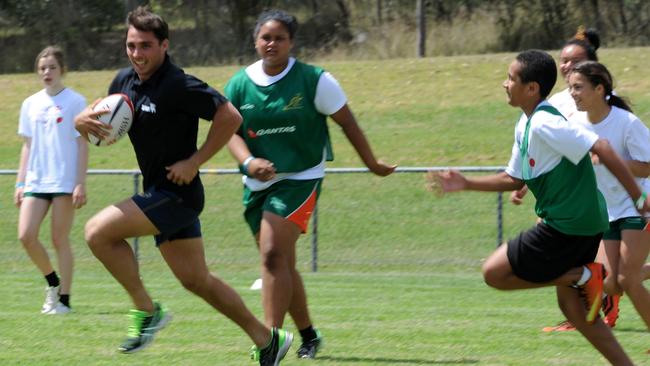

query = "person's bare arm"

[
  {"left": 330, "top": 105, "right": 396, "bottom": 176},
  {"left": 165, "top": 102, "right": 242, "bottom": 185}
]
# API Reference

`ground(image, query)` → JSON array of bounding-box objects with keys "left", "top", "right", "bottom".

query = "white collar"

[{"left": 245, "top": 57, "right": 296, "bottom": 87}]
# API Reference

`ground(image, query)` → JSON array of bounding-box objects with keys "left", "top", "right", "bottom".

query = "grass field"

[{"left": 2, "top": 48, "right": 650, "bottom": 365}]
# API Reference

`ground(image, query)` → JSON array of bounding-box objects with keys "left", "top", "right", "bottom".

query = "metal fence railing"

[{"left": 1, "top": 166, "right": 507, "bottom": 271}]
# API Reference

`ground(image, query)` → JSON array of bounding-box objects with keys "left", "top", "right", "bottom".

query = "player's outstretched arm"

[
  {"left": 426, "top": 170, "right": 467, "bottom": 194},
  {"left": 591, "top": 138, "right": 649, "bottom": 213},
  {"left": 166, "top": 101, "right": 242, "bottom": 185},
  {"left": 330, "top": 104, "right": 396, "bottom": 177},
  {"left": 428, "top": 170, "right": 524, "bottom": 195}
]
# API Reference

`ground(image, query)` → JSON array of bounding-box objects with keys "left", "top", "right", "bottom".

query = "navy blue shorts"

[{"left": 132, "top": 187, "right": 202, "bottom": 246}]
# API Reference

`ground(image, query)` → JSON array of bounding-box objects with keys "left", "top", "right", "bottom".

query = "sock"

[
  {"left": 59, "top": 294, "right": 70, "bottom": 308},
  {"left": 575, "top": 266, "right": 592, "bottom": 287},
  {"left": 299, "top": 325, "right": 317, "bottom": 343},
  {"left": 45, "top": 271, "right": 60, "bottom": 288}
]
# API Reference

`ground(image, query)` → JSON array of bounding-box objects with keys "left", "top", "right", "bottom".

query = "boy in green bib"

[{"left": 431, "top": 49, "right": 648, "bottom": 365}]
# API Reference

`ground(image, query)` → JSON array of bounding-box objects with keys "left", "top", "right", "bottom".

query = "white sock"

[{"left": 575, "top": 266, "right": 592, "bottom": 287}]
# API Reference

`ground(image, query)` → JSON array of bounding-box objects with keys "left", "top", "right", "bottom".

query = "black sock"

[
  {"left": 45, "top": 271, "right": 60, "bottom": 288},
  {"left": 299, "top": 325, "right": 317, "bottom": 343},
  {"left": 59, "top": 294, "right": 70, "bottom": 308}
]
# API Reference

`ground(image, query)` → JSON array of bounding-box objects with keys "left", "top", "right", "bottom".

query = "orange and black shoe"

[
  {"left": 579, "top": 263, "right": 604, "bottom": 324},
  {"left": 542, "top": 320, "right": 576, "bottom": 332},
  {"left": 602, "top": 294, "right": 621, "bottom": 328}
]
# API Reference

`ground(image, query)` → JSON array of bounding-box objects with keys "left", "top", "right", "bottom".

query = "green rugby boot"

[
  {"left": 250, "top": 327, "right": 293, "bottom": 366},
  {"left": 118, "top": 301, "right": 171, "bottom": 353}
]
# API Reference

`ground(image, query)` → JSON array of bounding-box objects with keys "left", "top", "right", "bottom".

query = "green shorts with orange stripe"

[{"left": 243, "top": 178, "right": 322, "bottom": 235}]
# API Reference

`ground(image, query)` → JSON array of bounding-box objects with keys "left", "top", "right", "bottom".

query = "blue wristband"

[{"left": 15, "top": 182, "right": 25, "bottom": 188}]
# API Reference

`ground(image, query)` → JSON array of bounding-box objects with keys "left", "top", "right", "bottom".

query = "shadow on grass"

[
  {"left": 612, "top": 326, "right": 649, "bottom": 334},
  {"left": 316, "top": 356, "right": 478, "bottom": 364}
]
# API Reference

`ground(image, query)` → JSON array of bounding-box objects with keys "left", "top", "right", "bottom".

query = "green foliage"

[
  {"left": 490, "top": 0, "right": 650, "bottom": 50},
  {"left": 492, "top": 0, "right": 573, "bottom": 50},
  {"left": 3, "top": 0, "right": 123, "bottom": 31},
  {"left": 0, "top": 0, "right": 125, "bottom": 72}
]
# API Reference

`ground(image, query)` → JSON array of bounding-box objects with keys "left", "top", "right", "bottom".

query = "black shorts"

[
  {"left": 506, "top": 223, "right": 601, "bottom": 283},
  {"left": 23, "top": 192, "right": 70, "bottom": 200},
  {"left": 132, "top": 187, "right": 202, "bottom": 246}
]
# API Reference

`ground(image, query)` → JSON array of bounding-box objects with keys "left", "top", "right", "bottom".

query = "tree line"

[{"left": 0, "top": 0, "right": 649, "bottom": 74}]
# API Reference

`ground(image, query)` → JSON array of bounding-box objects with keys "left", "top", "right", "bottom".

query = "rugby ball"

[{"left": 88, "top": 93, "right": 134, "bottom": 146}]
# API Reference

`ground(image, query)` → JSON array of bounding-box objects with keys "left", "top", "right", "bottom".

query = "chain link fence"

[{"left": 1, "top": 167, "right": 521, "bottom": 274}]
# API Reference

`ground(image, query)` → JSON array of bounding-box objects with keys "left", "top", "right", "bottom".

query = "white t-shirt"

[
  {"left": 242, "top": 57, "right": 348, "bottom": 191},
  {"left": 18, "top": 88, "right": 86, "bottom": 193},
  {"left": 573, "top": 106, "right": 650, "bottom": 220},
  {"left": 506, "top": 101, "right": 599, "bottom": 180},
  {"left": 547, "top": 88, "right": 581, "bottom": 120}
]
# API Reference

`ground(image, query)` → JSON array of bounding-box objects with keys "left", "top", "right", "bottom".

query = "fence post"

[
  {"left": 311, "top": 203, "right": 318, "bottom": 272},
  {"left": 497, "top": 191, "right": 503, "bottom": 247},
  {"left": 133, "top": 172, "right": 140, "bottom": 259}
]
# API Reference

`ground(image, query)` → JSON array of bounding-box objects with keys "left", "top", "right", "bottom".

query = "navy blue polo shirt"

[{"left": 108, "top": 54, "right": 227, "bottom": 212}]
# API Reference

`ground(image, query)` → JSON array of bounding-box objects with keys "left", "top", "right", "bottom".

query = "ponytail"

[{"left": 607, "top": 94, "right": 633, "bottom": 113}]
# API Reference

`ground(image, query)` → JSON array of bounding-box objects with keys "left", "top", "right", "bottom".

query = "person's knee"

[
  {"left": 617, "top": 271, "right": 642, "bottom": 292},
  {"left": 261, "top": 244, "right": 287, "bottom": 272},
  {"left": 178, "top": 271, "right": 209, "bottom": 294},
  {"left": 482, "top": 263, "right": 505, "bottom": 289},
  {"left": 18, "top": 229, "right": 38, "bottom": 247},
  {"left": 84, "top": 216, "right": 109, "bottom": 250},
  {"left": 51, "top": 233, "right": 71, "bottom": 250}
]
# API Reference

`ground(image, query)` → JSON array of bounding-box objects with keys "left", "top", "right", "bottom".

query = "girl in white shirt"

[
  {"left": 569, "top": 60, "right": 650, "bottom": 334},
  {"left": 14, "top": 46, "right": 88, "bottom": 315}
]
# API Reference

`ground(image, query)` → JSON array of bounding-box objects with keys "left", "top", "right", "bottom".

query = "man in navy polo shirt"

[{"left": 74, "top": 6, "right": 292, "bottom": 365}]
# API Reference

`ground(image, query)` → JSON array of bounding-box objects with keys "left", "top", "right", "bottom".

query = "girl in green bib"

[{"left": 226, "top": 9, "right": 396, "bottom": 359}]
